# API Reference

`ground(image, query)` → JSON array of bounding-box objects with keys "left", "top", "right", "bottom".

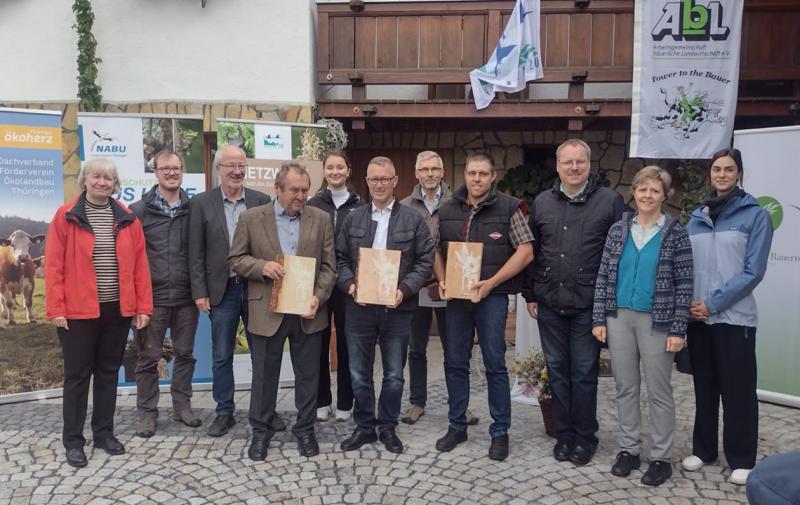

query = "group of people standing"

[{"left": 45, "top": 138, "right": 772, "bottom": 489}]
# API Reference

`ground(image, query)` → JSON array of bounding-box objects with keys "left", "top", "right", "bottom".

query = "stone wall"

[
  {"left": 0, "top": 101, "right": 313, "bottom": 202},
  {"left": 351, "top": 128, "right": 685, "bottom": 213}
]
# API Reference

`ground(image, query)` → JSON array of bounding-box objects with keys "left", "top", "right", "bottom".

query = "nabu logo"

[
  {"left": 652, "top": 0, "right": 730, "bottom": 41},
  {"left": 90, "top": 129, "right": 127, "bottom": 155}
]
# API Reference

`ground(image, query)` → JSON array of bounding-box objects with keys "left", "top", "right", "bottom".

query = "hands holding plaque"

[
  {"left": 270, "top": 254, "right": 319, "bottom": 318},
  {"left": 352, "top": 247, "right": 402, "bottom": 307},
  {"left": 441, "top": 242, "right": 485, "bottom": 302}
]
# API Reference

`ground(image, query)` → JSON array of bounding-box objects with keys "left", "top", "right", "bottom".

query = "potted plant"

[{"left": 512, "top": 349, "right": 556, "bottom": 437}]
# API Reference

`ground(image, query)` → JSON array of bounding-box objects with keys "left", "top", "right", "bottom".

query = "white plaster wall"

[
  {"left": 0, "top": 0, "right": 316, "bottom": 104},
  {"left": 0, "top": 0, "right": 78, "bottom": 102}
]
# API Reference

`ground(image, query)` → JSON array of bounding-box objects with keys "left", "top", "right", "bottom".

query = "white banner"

[
  {"left": 78, "top": 113, "right": 206, "bottom": 205},
  {"left": 630, "top": 1, "right": 743, "bottom": 158},
  {"left": 470, "top": 0, "right": 543, "bottom": 110},
  {"left": 734, "top": 126, "right": 800, "bottom": 407}
]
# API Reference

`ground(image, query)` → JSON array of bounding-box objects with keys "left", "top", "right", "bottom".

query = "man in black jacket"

[
  {"left": 336, "top": 156, "right": 434, "bottom": 454},
  {"left": 434, "top": 152, "right": 534, "bottom": 461},
  {"left": 524, "top": 139, "right": 624, "bottom": 465},
  {"left": 130, "top": 150, "right": 199, "bottom": 438},
  {"left": 188, "top": 145, "right": 275, "bottom": 437}
]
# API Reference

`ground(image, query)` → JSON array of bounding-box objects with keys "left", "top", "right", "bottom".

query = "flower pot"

[{"left": 538, "top": 397, "right": 557, "bottom": 438}]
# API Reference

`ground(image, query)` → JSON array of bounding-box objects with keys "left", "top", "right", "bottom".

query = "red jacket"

[{"left": 45, "top": 194, "right": 153, "bottom": 320}]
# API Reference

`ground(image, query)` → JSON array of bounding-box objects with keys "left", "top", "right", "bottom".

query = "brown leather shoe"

[
  {"left": 135, "top": 416, "right": 156, "bottom": 438},
  {"left": 173, "top": 409, "right": 202, "bottom": 428},
  {"left": 465, "top": 409, "right": 479, "bottom": 426},
  {"left": 400, "top": 405, "right": 424, "bottom": 425}
]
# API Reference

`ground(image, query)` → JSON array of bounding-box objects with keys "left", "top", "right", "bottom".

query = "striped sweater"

[{"left": 592, "top": 212, "right": 694, "bottom": 337}]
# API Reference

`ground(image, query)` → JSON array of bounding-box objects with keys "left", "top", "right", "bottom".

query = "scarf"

[{"left": 704, "top": 186, "right": 745, "bottom": 223}]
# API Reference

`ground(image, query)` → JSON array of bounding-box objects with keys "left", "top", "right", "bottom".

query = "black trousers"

[
  {"left": 687, "top": 321, "right": 758, "bottom": 469},
  {"left": 317, "top": 290, "right": 353, "bottom": 411},
  {"left": 250, "top": 315, "right": 322, "bottom": 437},
  {"left": 58, "top": 301, "right": 132, "bottom": 449}
]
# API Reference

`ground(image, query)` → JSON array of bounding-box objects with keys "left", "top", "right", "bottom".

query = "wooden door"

[{"left": 350, "top": 149, "right": 455, "bottom": 201}]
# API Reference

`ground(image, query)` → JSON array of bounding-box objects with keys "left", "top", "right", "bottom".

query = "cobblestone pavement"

[{"left": 1, "top": 346, "right": 799, "bottom": 505}]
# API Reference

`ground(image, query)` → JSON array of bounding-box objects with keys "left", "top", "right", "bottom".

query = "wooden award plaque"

[
  {"left": 270, "top": 254, "right": 317, "bottom": 315},
  {"left": 356, "top": 247, "right": 401, "bottom": 306},
  {"left": 445, "top": 241, "right": 484, "bottom": 300}
]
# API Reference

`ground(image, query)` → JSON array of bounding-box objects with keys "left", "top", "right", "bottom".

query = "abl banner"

[
  {"left": 735, "top": 126, "right": 800, "bottom": 408},
  {"left": 630, "top": 0, "right": 743, "bottom": 158},
  {"left": 469, "top": 0, "right": 543, "bottom": 111},
  {"left": 0, "top": 107, "right": 64, "bottom": 402}
]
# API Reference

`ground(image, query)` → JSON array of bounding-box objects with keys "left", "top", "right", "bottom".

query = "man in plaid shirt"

[{"left": 433, "top": 151, "right": 534, "bottom": 461}]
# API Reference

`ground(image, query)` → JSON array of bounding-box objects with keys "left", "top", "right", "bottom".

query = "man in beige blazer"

[{"left": 228, "top": 161, "right": 336, "bottom": 460}]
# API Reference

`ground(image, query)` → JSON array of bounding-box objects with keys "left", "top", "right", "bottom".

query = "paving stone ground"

[{"left": 1, "top": 343, "right": 799, "bottom": 504}]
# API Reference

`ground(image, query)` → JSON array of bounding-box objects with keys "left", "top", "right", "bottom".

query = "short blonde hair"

[
  {"left": 631, "top": 165, "right": 673, "bottom": 198},
  {"left": 78, "top": 158, "right": 121, "bottom": 194}
]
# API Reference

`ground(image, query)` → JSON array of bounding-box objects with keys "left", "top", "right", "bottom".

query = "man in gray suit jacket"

[
  {"left": 228, "top": 161, "right": 336, "bottom": 460},
  {"left": 188, "top": 144, "right": 272, "bottom": 437}
]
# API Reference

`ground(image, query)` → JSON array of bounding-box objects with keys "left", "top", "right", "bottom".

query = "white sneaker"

[
  {"left": 681, "top": 455, "right": 705, "bottom": 472},
  {"left": 729, "top": 468, "right": 751, "bottom": 485},
  {"left": 334, "top": 408, "right": 351, "bottom": 422},
  {"left": 316, "top": 406, "right": 330, "bottom": 421}
]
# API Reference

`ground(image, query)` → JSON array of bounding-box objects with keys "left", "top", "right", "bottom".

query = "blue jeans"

[
  {"left": 209, "top": 278, "right": 252, "bottom": 415},
  {"left": 345, "top": 301, "right": 412, "bottom": 432},
  {"left": 444, "top": 294, "right": 510, "bottom": 438},
  {"left": 536, "top": 305, "right": 599, "bottom": 447}
]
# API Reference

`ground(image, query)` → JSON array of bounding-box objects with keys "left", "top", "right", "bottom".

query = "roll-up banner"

[
  {"left": 76, "top": 113, "right": 210, "bottom": 389},
  {"left": 215, "top": 118, "right": 328, "bottom": 385},
  {"left": 630, "top": 0, "right": 743, "bottom": 158},
  {"left": 734, "top": 126, "right": 800, "bottom": 408},
  {"left": 0, "top": 107, "right": 64, "bottom": 403}
]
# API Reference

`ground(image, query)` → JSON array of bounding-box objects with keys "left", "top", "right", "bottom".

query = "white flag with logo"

[
  {"left": 469, "top": 0, "right": 544, "bottom": 110},
  {"left": 630, "top": 0, "right": 743, "bottom": 158}
]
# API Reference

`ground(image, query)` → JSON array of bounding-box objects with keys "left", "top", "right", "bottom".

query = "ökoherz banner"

[
  {"left": 735, "top": 126, "right": 800, "bottom": 407},
  {"left": 630, "top": 0, "right": 743, "bottom": 158},
  {"left": 0, "top": 107, "right": 64, "bottom": 401}
]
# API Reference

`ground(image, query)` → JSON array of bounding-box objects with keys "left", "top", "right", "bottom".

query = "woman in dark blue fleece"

[{"left": 592, "top": 166, "right": 694, "bottom": 487}]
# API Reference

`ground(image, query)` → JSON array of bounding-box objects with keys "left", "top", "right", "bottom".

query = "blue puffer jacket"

[{"left": 687, "top": 193, "right": 773, "bottom": 327}]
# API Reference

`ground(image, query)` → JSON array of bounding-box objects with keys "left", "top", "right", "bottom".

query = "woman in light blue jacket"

[{"left": 681, "top": 148, "right": 773, "bottom": 486}]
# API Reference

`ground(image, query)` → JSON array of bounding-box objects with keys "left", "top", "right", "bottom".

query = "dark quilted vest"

[{"left": 438, "top": 186, "right": 522, "bottom": 295}]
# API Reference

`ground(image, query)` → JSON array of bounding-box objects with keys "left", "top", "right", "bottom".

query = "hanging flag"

[
  {"left": 469, "top": 0, "right": 544, "bottom": 111},
  {"left": 630, "top": 0, "right": 744, "bottom": 158}
]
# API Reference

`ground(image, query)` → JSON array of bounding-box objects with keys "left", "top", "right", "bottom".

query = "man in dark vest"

[
  {"left": 434, "top": 151, "right": 534, "bottom": 461},
  {"left": 523, "top": 138, "right": 624, "bottom": 466}
]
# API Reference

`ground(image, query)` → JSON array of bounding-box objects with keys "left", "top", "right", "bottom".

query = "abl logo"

[{"left": 652, "top": 0, "right": 730, "bottom": 41}]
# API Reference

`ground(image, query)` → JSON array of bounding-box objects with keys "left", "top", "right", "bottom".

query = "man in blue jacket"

[{"left": 524, "top": 139, "right": 624, "bottom": 466}]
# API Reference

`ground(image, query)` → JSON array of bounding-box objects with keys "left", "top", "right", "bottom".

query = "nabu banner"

[{"left": 630, "top": 0, "right": 743, "bottom": 158}]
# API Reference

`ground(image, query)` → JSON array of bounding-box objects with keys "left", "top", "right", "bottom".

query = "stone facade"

[{"left": 0, "top": 101, "right": 313, "bottom": 202}]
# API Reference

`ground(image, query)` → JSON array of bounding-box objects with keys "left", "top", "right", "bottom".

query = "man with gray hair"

[
  {"left": 399, "top": 151, "right": 479, "bottom": 426},
  {"left": 229, "top": 161, "right": 336, "bottom": 460},
  {"left": 188, "top": 144, "right": 275, "bottom": 437},
  {"left": 523, "top": 138, "right": 624, "bottom": 466}
]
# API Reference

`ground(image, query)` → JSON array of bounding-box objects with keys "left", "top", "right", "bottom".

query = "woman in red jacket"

[{"left": 45, "top": 157, "right": 153, "bottom": 468}]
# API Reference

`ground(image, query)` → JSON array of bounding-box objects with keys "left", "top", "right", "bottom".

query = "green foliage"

[
  {"left": 497, "top": 163, "right": 557, "bottom": 207},
  {"left": 217, "top": 122, "right": 256, "bottom": 157},
  {"left": 678, "top": 160, "right": 708, "bottom": 224},
  {"left": 511, "top": 349, "right": 552, "bottom": 400},
  {"left": 73, "top": 0, "right": 103, "bottom": 111}
]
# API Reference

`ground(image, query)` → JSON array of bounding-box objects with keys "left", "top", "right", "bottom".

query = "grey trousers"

[
  {"left": 135, "top": 304, "right": 199, "bottom": 416},
  {"left": 607, "top": 308, "right": 675, "bottom": 461}
]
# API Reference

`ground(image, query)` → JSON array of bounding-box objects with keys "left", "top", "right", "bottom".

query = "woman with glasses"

[
  {"left": 592, "top": 166, "right": 693, "bottom": 486},
  {"left": 307, "top": 150, "right": 365, "bottom": 422},
  {"left": 681, "top": 148, "right": 773, "bottom": 485}
]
